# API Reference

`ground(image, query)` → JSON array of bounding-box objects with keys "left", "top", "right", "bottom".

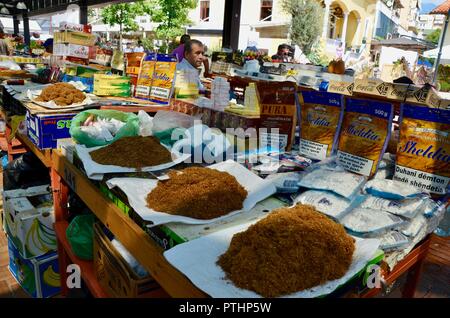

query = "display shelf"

[
  {"left": 51, "top": 150, "right": 207, "bottom": 298},
  {"left": 54, "top": 220, "right": 109, "bottom": 298},
  {"left": 15, "top": 132, "right": 52, "bottom": 167}
]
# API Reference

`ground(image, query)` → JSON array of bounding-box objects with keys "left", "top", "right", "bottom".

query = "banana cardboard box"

[
  {"left": 3, "top": 185, "right": 56, "bottom": 259},
  {"left": 8, "top": 238, "right": 60, "bottom": 298}
]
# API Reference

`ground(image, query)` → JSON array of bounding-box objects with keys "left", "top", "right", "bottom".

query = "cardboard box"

[
  {"left": 3, "top": 185, "right": 55, "bottom": 259},
  {"left": 326, "top": 80, "right": 354, "bottom": 96},
  {"left": 8, "top": 238, "right": 60, "bottom": 298},
  {"left": 54, "top": 31, "right": 96, "bottom": 46},
  {"left": 59, "top": 22, "right": 84, "bottom": 32},
  {"left": 53, "top": 43, "right": 90, "bottom": 59},
  {"left": 26, "top": 111, "right": 76, "bottom": 149},
  {"left": 93, "top": 223, "right": 159, "bottom": 297}
]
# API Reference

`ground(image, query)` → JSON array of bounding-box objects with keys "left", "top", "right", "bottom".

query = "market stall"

[{"left": 0, "top": 20, "right": 448, "bottom": 299}]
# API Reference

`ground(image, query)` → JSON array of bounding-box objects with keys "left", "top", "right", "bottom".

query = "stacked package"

[
  {"left": 53, "top": 23, "right": 96, "bottom": 65},
  {"left": 174, "top": 69, "right": 200, "bottom": 99},
  {"left": 211, "top": 77, "right": 230, "bottom": 111},
  {"left": 93, "top": 74, "right": 131, "bottom": 97}
]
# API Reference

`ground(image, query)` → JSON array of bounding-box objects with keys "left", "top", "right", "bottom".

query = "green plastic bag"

[
  {"left": 66, "top": 214, "right": 96, "bottom": 260},
  {"left": 69, "top": 109, "right": 139, "bottom": 148}
]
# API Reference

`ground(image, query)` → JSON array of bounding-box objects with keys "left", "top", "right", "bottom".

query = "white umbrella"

[{"left": 424, "top": 45, "right": 450, "bottom": 63}]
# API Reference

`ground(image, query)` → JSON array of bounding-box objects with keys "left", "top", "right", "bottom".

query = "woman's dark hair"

[{"left": 180, "top": 34, "right": 191, "bottom": 44}]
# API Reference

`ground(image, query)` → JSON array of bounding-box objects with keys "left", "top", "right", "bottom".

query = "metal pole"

[
  {"left": 13, "top": 16, "right": 20, "bottom": 35},
  {"left": 432, "top": 9, "right": 450, "bottom": 85},
  {"left": 23, "top": 12, "right": 30, "bottom": 47}
]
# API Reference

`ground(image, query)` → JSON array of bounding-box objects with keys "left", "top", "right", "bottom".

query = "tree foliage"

[
  {"left": 426, "top": 29, "right": 441, "bottom": 44},
  {"left": 149, "top": 0, "right": 197, "bottom": 44},
  {"left": 282, "top": 0, "right": 323, "bottom": 55},
  {"left": 101, "top": 1, "right": 152, "bottom": 48},
  {"left": 101, "top": 1, "right": 151, "bottom": 33}
]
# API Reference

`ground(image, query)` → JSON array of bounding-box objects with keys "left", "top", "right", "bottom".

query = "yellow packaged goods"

[
  {"left": 93, "top": 74, "right": 131, "bottom": 97},
  {"left": 125, "top": 52, "right": 145, "bottom": 96},
  {"left": 217, "top": 204, "right": 355, "bottom": 297},
  {"left": 149, "top": 54, "right": 177, "bottom": 105},
  {"left": 298, "top": 90, "right": 344, "bottom": 160},
  {"left": 53, "top": 31, "right": 96, "bottom": 46},
  {"left": 135, "top": 53, "right": 156, "bottom": 100},
  {"left": 394, "top": 104, "right": 450, "bottom": 195},
  {"left": 337, "top": 98, "right": 394, "bottom": 177}
]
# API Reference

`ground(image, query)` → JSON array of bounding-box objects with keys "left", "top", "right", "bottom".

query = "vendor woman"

[{"left": 176, "top": 39, "right": 205, "bottom": 90}]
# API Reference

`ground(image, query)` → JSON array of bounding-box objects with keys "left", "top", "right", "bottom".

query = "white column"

[
  {"left": 322, "top": 0, "right": 332, "bottom": 39},
  {"left": 354, "top": 18, "right": 361, "bottom": 46},
  {"left": 373, "top": 1, "right": 381, "bottom": 38},
  {"left": 341, "top": 11, "right": 349, "bottom": 45}
]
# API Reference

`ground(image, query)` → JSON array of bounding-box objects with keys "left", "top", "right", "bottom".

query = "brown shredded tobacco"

[
  {"left": 146, "top": 167, "right": 248, "bottom": 219},
  {"left": 90, "top": 136, "right": 172, "bottom": 168},
  {"left": 36, "top": 83, "right": 86, "bottom": 106},
  {"left": 217, "top": 204, "right": 355, "bottom": 297}
]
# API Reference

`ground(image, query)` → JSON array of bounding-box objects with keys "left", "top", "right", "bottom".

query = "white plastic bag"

[
  {"left": 152, "top": 110, "right": 200, "bottom": 133},
  {"left": 138, "top": 110, "right": 153, "bottom": 137}
]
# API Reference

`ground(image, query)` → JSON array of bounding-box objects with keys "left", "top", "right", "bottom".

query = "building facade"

[{"left": 418, "top": 14, "right": 446, "bottom": 37}]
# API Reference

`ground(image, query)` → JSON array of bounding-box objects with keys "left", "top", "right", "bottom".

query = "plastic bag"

[
  {"left": 2, "top": 152, "right": 50, "bottom": 190},
  {"left": 66, "top": 214, "right": 96, "bottom": 260},
  {"left": 340, "top": 208, "right": 406, "bottom": 237},
  {"left": 297, "top": 168, "right": 366, "bottom": 199},
  {"left": 111, "top": 239, "right": 149, "bottom": 278},
  {"left": 69, "top": 109, "right": 139, "bottom": 148},
  {"left": 363, "top": 179, "right": 426, "bottom": 200},
  {"left": 138, "top": 110, "right": 153, "bottom": 137},
  {"left": 294, "top": 190, "right": 365, "bottom": 220},
  {"left": 360, "top": 195, "right": 426, "bottom": 219},
  {"left": 151, "top": 110, "right": 199, "bottom": 133}
]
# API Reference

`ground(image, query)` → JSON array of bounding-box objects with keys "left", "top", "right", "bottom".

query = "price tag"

[{"left": 64, "top": 167, "right": 76, "bottom": 192}]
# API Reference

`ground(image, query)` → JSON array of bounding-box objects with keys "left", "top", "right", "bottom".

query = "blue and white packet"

[
  {"left": 379, "top": 231, "right": 410, "bottom": 251},
  {"left": 266, "top": 172, "right": 302, "bottom": 193},
  {"left": 359, "top": 195, "right": 427, "bottom": 219},
  {"left": 294, "top": 190, "right": 365, "bottom": 220},
  {"left": 363, "top": 179, "right": 427, "bottom": 200},
  {"left": 297, "top": 168, "right": 366, "bottom": 199},
  {"left": 340, "top": 208, "right": 407, "bottom": 237},
  {"left": 401, "top": 214, "right": 428, "bottom": 238}
]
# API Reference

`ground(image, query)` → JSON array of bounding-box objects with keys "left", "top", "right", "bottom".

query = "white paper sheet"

[
  {"left": 76, "top": 143, "right": 191, "bottom": 180},
  {"left": 106, "top": 160, "right": 277, "bottom": 225},
  {"left": 164, "top": 222, "right": 381, "bottom": 298}
]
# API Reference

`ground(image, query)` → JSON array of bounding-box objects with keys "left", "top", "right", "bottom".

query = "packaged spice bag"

[
  {"left": 125, "top": 52, "right": 146, "bottom": 96},
  {"left": 298, "top": 90, "right": 344, "bottom": 160},
  {"left": 337, "top": 98, "right": 394, "bottom": 177},
  {"left": 256, "top": 81, "right": 297, "bottom": 151},
  {"left": 149, "top": 54, "right": 177, "bottom": 105},
  {"left": 135, "top": 53, "right": 156, "bottom": 100},
  {"left": 394, "top": 104, "right": 450, "bottom": 195}
]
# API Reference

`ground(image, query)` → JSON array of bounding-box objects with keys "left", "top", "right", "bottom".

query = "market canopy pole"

[
  {"left": 23, "top": 11, "right": 30, "bottom": 47},
  {"left": 222, "top": 0, "right": 242, "bottom": 50},
  {"left": 432, "top": 9, "right": 450, "bottom": 85},
  {"left": 13, "top": 15, "right": 20, "bottom": 35},
  {"left": 80, "top": 0, "right": 88, "bottom": 25}
]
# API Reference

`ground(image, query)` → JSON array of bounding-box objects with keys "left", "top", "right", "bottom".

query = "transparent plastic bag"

[{"left": 69, "top": 109, "right": 139, "bottom": 148}]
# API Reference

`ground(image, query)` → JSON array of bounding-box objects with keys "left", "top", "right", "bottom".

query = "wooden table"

[{"left": 11, "top": 131, "right": 436, "bottom": 298}]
